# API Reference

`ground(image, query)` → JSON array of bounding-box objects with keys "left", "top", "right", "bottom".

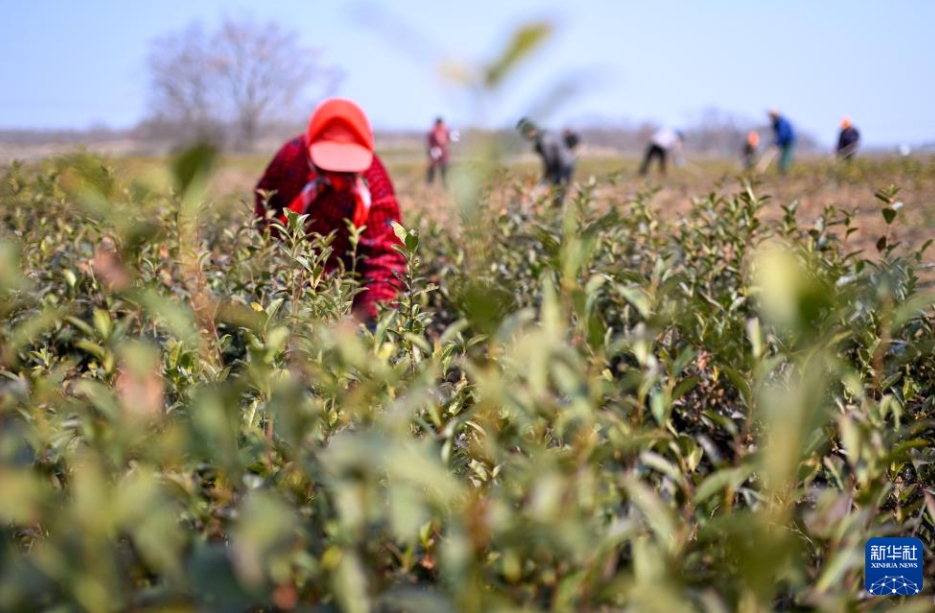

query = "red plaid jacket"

[{"left": 255, "top": 135, "right": 406, "bottom": 319}]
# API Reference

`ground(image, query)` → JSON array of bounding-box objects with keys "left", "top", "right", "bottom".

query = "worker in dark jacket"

[
  {"left": 837, "top": 117, "right": 860, "bottom": 160},
  {"left": 517, "top": 117, "right": 576, "bottom": 203},
  {"left": 742, "top": 130, "right": 760, "bottom": 170},
  {"left": 768, "top": 109, "right": 796, "bottom": 174}
]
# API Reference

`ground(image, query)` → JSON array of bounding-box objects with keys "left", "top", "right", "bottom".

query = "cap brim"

[{"left": 310, "top": 142, "right": 373, "bottom": 173}]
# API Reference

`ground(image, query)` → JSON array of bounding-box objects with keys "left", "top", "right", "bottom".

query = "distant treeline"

[
  {"left": 0, "top": 126, "right": 142, "bottom": 147},
  {"left": 6, "top": 118, "right": 926, "bottom": 158}
]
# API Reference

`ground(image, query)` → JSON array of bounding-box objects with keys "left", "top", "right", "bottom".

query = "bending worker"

[
  {"left": 517, "top": 117, "right": 576, "bottom": 203},
  {"left": 254, "top": 98, "right": 406, "bottom": 324},
  {"left": 768, "top": 109, "right": 796, "bottom": 174},
  {"left": 639, "top": 128, "right": 684, "bottom": 177}
]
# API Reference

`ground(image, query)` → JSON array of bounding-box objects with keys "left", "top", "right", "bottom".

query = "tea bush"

[{"left": 1, "top": 151, "right": 934, "bottom": 613}]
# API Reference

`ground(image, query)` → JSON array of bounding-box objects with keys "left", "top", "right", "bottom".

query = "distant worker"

[
  {"left": 562, "top": 128, "right": 581, "bottom": 152},
  {"left": 517, "top": 117, "right": 576, "bottom": 203},
  {"left": 768, "top": 109, "right": 796, "bottom": 174},
  {"left": 426, "top": 116, "right": 451, "bottom": 185},
  {"left": 638, "top": 128, "right": 684, "bottom": 177},
  {"left": 254, "top": 98, "right": 406, "bottom": 325},
  {"left": 742, "top": 130, "right": 760, "bottom": 170},
  {"left": 836, "top": 117, "right": 860, "bottom": 160}
]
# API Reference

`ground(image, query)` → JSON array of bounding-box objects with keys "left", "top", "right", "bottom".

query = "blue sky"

[{"left": 0, "top": 0, "right": 932, "bottom": 147}]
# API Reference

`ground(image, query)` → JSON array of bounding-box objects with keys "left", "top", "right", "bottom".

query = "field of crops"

[{"left": 2, "top": 149, "right": 935, "bottom": 612}]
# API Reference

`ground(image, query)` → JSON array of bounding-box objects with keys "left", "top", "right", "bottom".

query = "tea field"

[{"left": 1, "top": 150, "right": 935, "bottom": 612}]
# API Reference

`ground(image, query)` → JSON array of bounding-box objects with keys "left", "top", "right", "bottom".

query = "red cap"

[{"left": 306, "top": 98, "right": 374, "bottom": 172}]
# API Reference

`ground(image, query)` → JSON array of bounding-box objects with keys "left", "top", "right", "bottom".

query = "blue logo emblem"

[{"left": 865, "top": 537, "right": 923, "bottom": 595}]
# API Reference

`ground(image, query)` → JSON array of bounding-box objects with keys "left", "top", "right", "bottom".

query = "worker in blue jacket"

[{"left": 768, "top": 109, "right": 796, "bottom": 174}]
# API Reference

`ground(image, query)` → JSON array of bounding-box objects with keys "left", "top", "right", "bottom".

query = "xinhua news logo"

[{"left": 865, "top": 537, "right": 923, "bottom": 596}]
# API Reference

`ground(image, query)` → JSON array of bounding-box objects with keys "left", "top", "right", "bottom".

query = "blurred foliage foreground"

[{"left": 1, "top": 151, "right": 935, "bottom": 613}]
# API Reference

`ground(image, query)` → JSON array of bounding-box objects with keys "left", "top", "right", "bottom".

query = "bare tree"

[
  {"left": 146, "top": 17, "right": 339, "bottom": 150},
  {"left": 146, "top": 23, "right": 221, "bottom": 142},
  {"left": 213, "top": 20, "right": 316, "bottom": 149}
]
